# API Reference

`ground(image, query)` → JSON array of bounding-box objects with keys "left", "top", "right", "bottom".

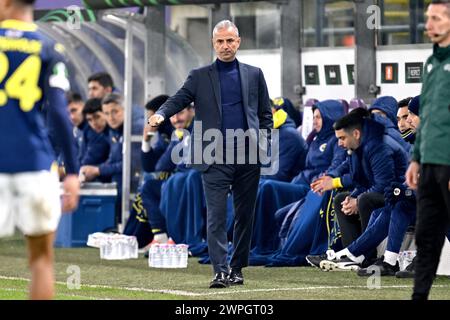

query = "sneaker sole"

[{"left": 320, "top": 260, "right": 360, "bottom": 272}]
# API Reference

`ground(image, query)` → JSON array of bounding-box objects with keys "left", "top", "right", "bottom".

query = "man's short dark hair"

[
  {"left": 398, "top": 97, "right": 413, "bottom": 109},
  {"left": 145, "top": 95, "right": 169, "bottom": 112},
  {"left": 88, "top": 72, "right": 114, "bottom": 89},
  {"left": 102, "top": 93, "right": 123, "bottom": 107},
  {"left": 83, "top": 98, "right": 103, "bottom": 116},
  {"left": 66, "top": 91, "right": 83, "bottom": 104},
  {"left": 333, "top": 108, "right": 369, "bottom": 132}
]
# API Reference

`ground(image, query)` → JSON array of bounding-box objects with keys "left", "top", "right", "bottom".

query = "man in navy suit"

[{"left": 149, "top": 20, "right": 273, "bottom": 288}]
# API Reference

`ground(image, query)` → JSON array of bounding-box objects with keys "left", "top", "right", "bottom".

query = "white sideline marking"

[
  {"left": 0, "top": 286, "right": 110, "bottom": 300},
  {"left": 1, "top": 275, "right": 449, "bottom": 297}
]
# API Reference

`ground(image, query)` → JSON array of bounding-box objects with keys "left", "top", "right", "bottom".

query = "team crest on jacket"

[
  {"left": 444, "top": 64, "right": 450, "bottom": 72},
  {"left": 319, "top": 143, "right": 327, "bottom": 152}
]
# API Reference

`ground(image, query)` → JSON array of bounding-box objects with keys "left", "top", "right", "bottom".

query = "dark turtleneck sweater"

[{"left": 216, "top": 59, "right": 248, "bottom": 136}]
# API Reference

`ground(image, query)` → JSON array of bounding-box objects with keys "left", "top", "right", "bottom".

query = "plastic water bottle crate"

[{"left": 148, "top": 243, "right": 188, "bottom": 268}]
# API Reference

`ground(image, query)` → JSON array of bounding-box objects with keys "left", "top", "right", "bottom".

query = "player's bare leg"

[{"left": 26, "top": 232, "right": 56, "bottom": 300}]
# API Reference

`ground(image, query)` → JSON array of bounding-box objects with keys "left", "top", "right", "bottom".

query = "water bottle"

[
  {"left": 174, "top": 245, "right": 182, "bottom": 268},
  {"left": 168, "top": 244, "right": 177, "bottom": 268},
  {"left": 177, "top": 244, "right": 188, "bottom": 268},
  {"left": 149, "top": 243, "right": 161, "bottom": 267},
  {"left": 161, "top": 244, "right": 170, "bottom": 268}
]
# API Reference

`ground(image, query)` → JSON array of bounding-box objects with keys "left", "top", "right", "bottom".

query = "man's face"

[
  {"left": 312, "top": 108, "right": 323, "bottom": 133},
  {"left": 425, "top": 4, "right": 450, "bottom": 45},
  {"left": 397, "top": 106, "right": 411, "bottom": 133},
  {"left": 85, "top": 111, "right": 107, "bottom": 134},
  {"left": 212, "top": 27, "right": 241, "bottom": 62},
  {"left": 170, "top": 108, "right": 194, "bottom": 129},
  {"left": 335, "top": 128, "right": 361, "bottom": 151},
  {"left": 102, "top": 102, "right": 124, "bottom": 130},
  {"left": 407, "top": 111, "right": 420, "bottom": 132},
  {"left": 67, "top": 101, "right": 84, "bottom": 127},
  {"left": 88, "top": 81, "right": 112, "bottom": 99}
]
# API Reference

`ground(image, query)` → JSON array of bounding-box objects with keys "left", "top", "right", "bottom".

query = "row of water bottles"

[{"left": 148, "top": 243, "right": 189, "bottom": 268}]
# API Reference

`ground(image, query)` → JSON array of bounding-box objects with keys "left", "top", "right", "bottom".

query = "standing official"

[{"left": 405, "top": 0, "right": 450, "bottom": 300}]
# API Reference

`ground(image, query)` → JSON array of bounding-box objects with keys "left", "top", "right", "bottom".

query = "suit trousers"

[
  {"left": 202, "top": 163, "right": 260, "bottom": 274},
  {"left": 413, "top": 164, "right": 450, "bottom": 300}
]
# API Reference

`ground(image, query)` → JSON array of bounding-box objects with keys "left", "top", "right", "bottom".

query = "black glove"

[{"left": 384, "top": 182, "right": 415, "bottom": 205}]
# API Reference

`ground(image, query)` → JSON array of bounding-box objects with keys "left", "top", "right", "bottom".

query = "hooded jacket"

[
  {"left": 261, "top": 110, "right": 308, "bottom": 182},
  {"left": 369, "top": 96, "right": 411, "bottom": 153},
  {"left": 369, "top": 96, "right": 398, "bottom": 126},
  {"left": 79, "top": 125, "right": 110, "bottom": 167},
  {"left": 99, "top": 125, "right": 124, "bottom": 191},
  {"left": 291, "top": 100, "right": 346, "bottom": 185},
  {"left": 329, "top": 118, "right": 408, "bottom": 198}
]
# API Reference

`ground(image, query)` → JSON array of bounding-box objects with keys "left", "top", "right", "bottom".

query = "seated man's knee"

[
  {"left": 357, "top": 193, "right": 374, "bottom": 212},
  {"left": 357, "top": 192, "right": 384, "bottom": 211},
  {"left": 333, "top": 192, "right": 348, "bottom": 212}
]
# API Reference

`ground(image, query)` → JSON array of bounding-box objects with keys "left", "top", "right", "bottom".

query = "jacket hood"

[
  {"left": 314, "top": 100, "right": 345, "bottom": 138},
  {"left": 371, "top": 113, "right": 396, "bottom": 130},
  {"left": 369, "top": 96, "right": 398, "bottom": 127}
]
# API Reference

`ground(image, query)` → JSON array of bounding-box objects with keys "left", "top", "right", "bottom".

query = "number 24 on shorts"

[{"left": 0, "top": 52, "right": 42, "bottom": 112}]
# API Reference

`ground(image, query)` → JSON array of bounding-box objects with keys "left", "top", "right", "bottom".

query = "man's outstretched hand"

[{"left": 148, "top": 114, "right": 165, "bottom": 127}]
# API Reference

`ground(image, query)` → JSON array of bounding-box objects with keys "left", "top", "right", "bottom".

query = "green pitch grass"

[{"left": 1, "top": 235, "right": 449, "bottom": 300}]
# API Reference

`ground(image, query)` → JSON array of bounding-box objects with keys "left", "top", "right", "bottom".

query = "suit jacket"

[{"left": 156, "top": 59, "right": 273, "bottom": 171}]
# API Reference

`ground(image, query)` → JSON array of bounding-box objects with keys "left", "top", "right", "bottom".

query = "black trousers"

[
  {"left": 202, "top": 164, "right": 260, "bottom": 274},
  {"left": 335, "top": 191, "right": 385, "bottom": 249},
  {"left": 413, "top": 164, "right": 450, "bottom": 300}
]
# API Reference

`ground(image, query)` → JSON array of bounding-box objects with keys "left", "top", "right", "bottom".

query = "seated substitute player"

[
  {"left": 397, "top": 97, "right": 415, "bottom": 144},
  {"left": 79, "top": 98, "right": 110, "bottom": 169},
  {"left": 0, "top": 0, "right": 80, "bottom": 299}
]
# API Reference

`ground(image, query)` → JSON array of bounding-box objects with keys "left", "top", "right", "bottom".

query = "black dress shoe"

[
  {"left": 229, "top": 269, "right": 244, "bottom": 285},
  {"left": 209, "top": 272, "right": 229, "bottom": 288}
]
